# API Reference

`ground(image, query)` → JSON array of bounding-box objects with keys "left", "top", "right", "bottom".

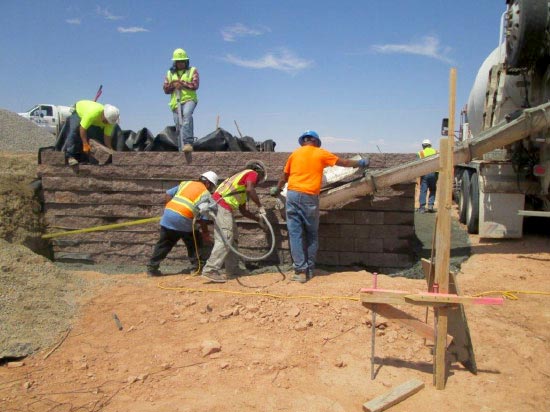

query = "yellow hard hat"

[{"left": 172, "top": 48, "right": 189, "bottom": 61}]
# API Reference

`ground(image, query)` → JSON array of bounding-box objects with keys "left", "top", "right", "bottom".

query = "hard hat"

[
  {"left": 298, "top": 130, "right": 322, "bottom": 147},
  {"left": 245, "top": 160, "right": 267, "bottom": 183},
  {"left": 172, "top": 48, "right": 189, "bottom": 61},
  {"left": 422, "top": 139, "right": 432, "bottom": 146},
  {"left": 103, "top": 104, "right": 120, "bottom": 124},
  {"left": 200, "top": 171, "right": 219, "bottom": 186}
]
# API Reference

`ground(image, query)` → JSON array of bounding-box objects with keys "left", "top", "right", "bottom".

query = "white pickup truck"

[{"left": 18, "top": 104, "right": 73, "bottom": 135}]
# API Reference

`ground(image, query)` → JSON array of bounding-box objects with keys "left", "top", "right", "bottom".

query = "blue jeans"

[
  {"left": 419, "top": 172, "right": 437, "bottom": 209},
  {"left": 173, "top": 100, "right": 196, "bottom": 150},
  {"left": 286, "top": 190, "right": 320, "bottom": 273},
  {"left": 63, "top": 112, "right": 102, "bottom": 160}
]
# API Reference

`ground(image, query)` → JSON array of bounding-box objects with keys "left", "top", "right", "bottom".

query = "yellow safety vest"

[
  {"left": 167, "top": 68, "right": 198, "bottom": 111},
  {"left": 215, "top": 170, "right": 251, "bottom": 210},
  {"left": 165, "top": 181, "right": 208, "bottom": 219},
  {"left": 417, "top": 147, "right": 437, "bottom": 159}
]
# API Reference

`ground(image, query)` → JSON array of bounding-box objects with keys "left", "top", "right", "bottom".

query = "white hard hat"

[
  {"left": 422, "top": 139, "right": 432, "bottom": 146},
  {"left": 200, "top": 171, "right": 219, "bottom": 186},
  {"left": 103, "top": 104, "right": 120, "bottom": 124}
]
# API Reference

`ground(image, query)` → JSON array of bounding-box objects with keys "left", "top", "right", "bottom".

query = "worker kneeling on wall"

[
  {"left": 147, "top": 171, "right": 219, "bottom": 277},
  {"left": 59, "top": 100, "right": 120, "bottom": 166}
]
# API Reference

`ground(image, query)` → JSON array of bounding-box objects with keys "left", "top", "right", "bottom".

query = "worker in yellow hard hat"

[
  {"left": 61, "top": 100, "right": 120, "bottom": 166},
  {"left": 163, "top": 48, "right": 199, "bottom": 153}
]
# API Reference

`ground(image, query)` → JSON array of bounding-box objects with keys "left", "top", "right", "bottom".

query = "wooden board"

[
  {"left": 421, "top": 258, "right": 478, "bottom": 374},
  {"left": 362, "top": 378, "right": 425, "bottom": 412},
  {"left": 362, "top": 303, "right": 452, "bottom": 346}
]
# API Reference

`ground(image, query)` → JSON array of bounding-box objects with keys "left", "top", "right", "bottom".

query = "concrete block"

[
  {"left": 353, "top": 211, "right": 385, "bottom": 225},
  {"left": 383, "top": 211, "right": 415, "bottom": 225}
]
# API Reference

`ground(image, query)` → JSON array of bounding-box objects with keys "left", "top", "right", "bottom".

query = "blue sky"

[{"left": 0, "top": 1, "right": 506, "bottom": 153}]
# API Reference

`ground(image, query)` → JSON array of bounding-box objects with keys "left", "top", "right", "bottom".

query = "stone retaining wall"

[{"left": 38, "top": 151, "right": 417, "bottom": 274}]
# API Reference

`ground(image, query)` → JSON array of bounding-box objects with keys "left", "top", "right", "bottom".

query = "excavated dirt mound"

[{"left": 0, "top": 151, "right": 88, "bottom": 359}]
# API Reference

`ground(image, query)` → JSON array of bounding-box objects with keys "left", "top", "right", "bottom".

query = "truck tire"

[
  {"left": 506, "top": 0, "right": 548, "bottom": 69},
  {"left": 458, "top": 171, "right": 471, "bottom": 224},
  {"left": 466, "top": 172, "right": 480, "bottom": 234}
]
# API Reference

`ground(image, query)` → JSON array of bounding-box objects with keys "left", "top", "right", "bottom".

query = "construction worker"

[
  {"left": 163, "top": 48, "right": 199, "bottom": 153},
  {"left": 201, "top": 160, "right": 268, "bottom": 283},
  {"left": 62, "top": 100, "right": 119, "bottom": 166},
  {"left": 270, "top": 130, "right": 368, "bottom": 283},
  {"left": 416, "top": 139, "right": 438, "bottom": 213},
  {"left": 146, "top": 171, "right": 219, "bottom": 277}
]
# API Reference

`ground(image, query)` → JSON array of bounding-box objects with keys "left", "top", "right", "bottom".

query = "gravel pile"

[{"left": 0, "top": 108, "right": 57, "bottom": 152}]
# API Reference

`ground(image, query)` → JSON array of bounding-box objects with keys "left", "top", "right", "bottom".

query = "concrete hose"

[{"left": 208, "top": 212, "right": 276, "bottom": 261}]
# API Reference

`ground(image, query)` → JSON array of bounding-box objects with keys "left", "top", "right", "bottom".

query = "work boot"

[
  {"left": 147, "top": 266, "right": 162, "bottom": 277},
  {"left": 417, "top": 207, "right": 427, "bottom": 214},
  {"left": 291, "top": 271, "right": 307, "bottom": 284},
  {"left": 201, "top": 271, "right": 227, "bottom": 283},
  {"left": 306, "top": 268, "right": 314, "bottom": 280},
  {"left": 427, "top": 206, "right": 436, "bottom": 213},
  {"left": 182, "top": 264, "right": 202, "bottom": 275},
  {"left": 67, "top": 157, "right": 79, "bottom": 166},
  {"left": 183, "top": 144, "right": 193, "bottom": 153}
]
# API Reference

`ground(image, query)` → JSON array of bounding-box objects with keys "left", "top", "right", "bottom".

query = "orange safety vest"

[{"left": 165, "top": 181, "right": 208, "bottom": 219}]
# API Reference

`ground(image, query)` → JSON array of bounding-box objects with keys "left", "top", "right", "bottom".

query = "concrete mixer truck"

[
  {"left": 450, "top": 0, "right": 550, "bottom": 238},
  {"left": 318, "top": 0, "right": 550, "bottom": 239}
]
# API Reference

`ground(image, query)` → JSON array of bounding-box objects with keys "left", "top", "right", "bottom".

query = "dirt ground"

[{"left": 1, "top": 152, "right": 550, "bottom": 411}]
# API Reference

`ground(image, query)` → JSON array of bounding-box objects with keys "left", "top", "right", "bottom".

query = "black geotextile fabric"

[{"left": 54, "top": 124, "right": 276, "bottom": 152}]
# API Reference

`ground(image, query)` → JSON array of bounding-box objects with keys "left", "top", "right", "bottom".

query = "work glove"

[
  {"left": 198, "top": 202, "right": 216, "bottom": 218},
  {"left": 357, "top": 157, "right": 369, "bottom": 168},
  {"left": 258, "top": 206, "right": 267, "bottom": 216},
  {"left": 269, "top": 186, "right": 281, "bottom": 197},
  {"left": 82, "top": 142, "right": 91, "bottom": 153}
]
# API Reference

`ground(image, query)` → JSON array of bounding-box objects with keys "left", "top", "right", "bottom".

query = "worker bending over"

[
  {"left": 147, "top": 171, "right": 219, "bottom": 277},
  {"left": 271, "top": 130, "right": 368, "bottom": 283},
  {"left": 416, "top": 139, "right": 438, "bottom": 213},
  {"left": 201, "top": 161, "right": 268, "bottom": 283},
  {"left": 62, "top": 100, "right": 120, "bottom": 166}
]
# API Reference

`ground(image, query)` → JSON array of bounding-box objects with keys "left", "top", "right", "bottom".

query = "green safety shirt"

[
  {"left": 75, "top": 100, "right": 114, "bottom": 136},
  {"left": 167, "top": 68, "right": 198, "bottom": 111}
]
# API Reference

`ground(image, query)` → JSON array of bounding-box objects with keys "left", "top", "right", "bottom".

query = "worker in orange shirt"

[{"left": 270, "top": 130, "right": 368, "bottom": 283}]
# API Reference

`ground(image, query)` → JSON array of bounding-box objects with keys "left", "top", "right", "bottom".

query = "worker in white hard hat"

[
  {"left": 270, "top": 130, "right": 369, "bottom": 283},
  {"left": 416, "top": 139, "right": 438, "bottom": 213},
  {"left": 60, "top": 100, "right": 120, "bottom": 166},
  {"left": 163, "top": 48, "right": 200, "bottom": 153},
  {"left": 147, "top": 171, "right": 219, "bottom": 277},
  {"left": 201, "top": 160, "right": 268, "bottom": 283}
]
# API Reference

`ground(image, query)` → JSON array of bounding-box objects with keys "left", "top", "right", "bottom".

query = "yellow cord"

[
  {"left": 156, "top": 280, "right": 360, "bottom": 302},
  {"left": 156, "top": 280, "right": 550, "bottom": 303},
  {"left": 472, "top": 290, "right": 550, "bottom": 301}
]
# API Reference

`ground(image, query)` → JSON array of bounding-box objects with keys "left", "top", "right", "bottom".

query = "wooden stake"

[{"left": 433, "top": 67, "right": 457, "bottom": 390}]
